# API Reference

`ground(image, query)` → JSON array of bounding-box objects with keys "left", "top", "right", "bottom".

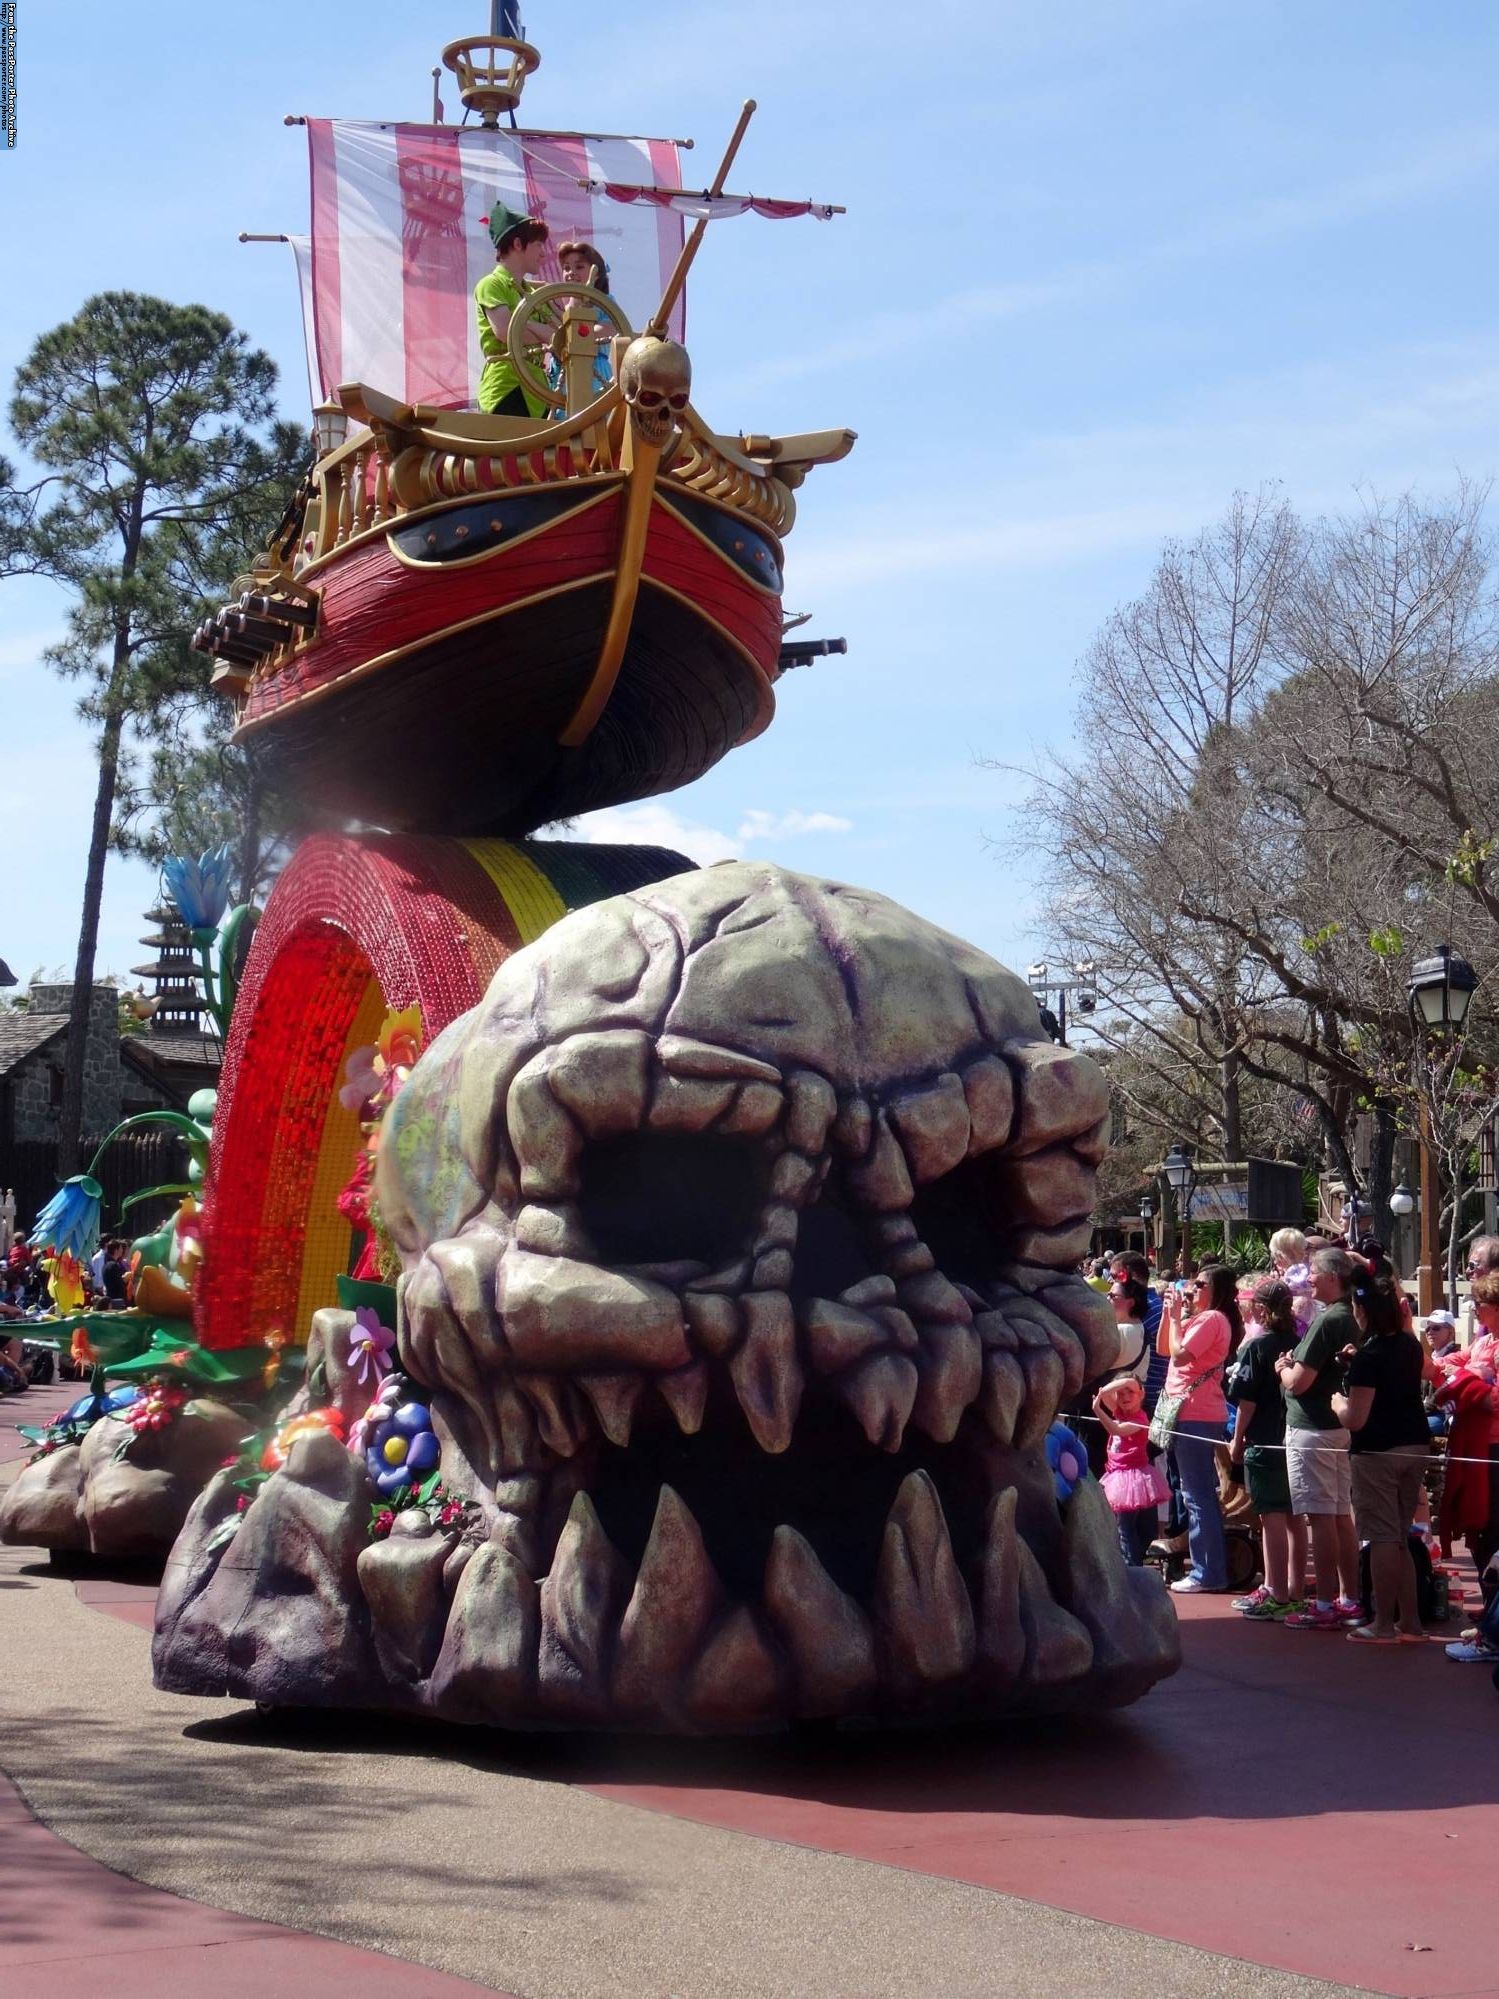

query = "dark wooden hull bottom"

[{"left": 247, "top": 582, "right": 768, "bottom": 835}]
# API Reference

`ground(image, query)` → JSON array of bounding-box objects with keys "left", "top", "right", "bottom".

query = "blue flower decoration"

[
  {"left": 365, "top": 1400, "right": 440, "bottom": 1497},
  {"left": 63, "top": 1384, "right": 140, "bottom": 1426},
  {"left": 1044, "top": 1421, "right": 1089, "bottom": 1505},
  {"left": 28, "top": 1174, "right": 104, "bottom": 1260},
  {"left": 162, "top": 846, "right": 235, "bottom": 933}
]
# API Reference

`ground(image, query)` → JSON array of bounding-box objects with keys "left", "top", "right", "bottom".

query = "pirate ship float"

[
  {"left": 199, "top": 24, "right": 854, "bottom": 833},
  {"left": 40, "top": 9, "right": 1174, "bottom": 1735}
]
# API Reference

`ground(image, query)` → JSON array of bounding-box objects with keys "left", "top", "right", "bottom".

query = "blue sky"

[{"left": 5, "top": 0, "right": 1499, "bottom": 992}]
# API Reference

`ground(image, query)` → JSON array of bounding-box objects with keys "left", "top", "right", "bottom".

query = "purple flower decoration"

[
  {"left": 338, "top": 1043, "right": 382, "bottom": 1114},
  {"left": 345, "top": 1307, "right": 395, "bottom": 1389},
  {"left": 366, "top": 1399, "right": 440, "bottom": 1496}
]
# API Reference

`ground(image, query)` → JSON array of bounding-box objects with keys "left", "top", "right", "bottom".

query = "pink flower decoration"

[
  {"left": 345, "top": 1307, "right": 395, "bottom": 1389},
  {"left": 338, "top": 1044, "right": 382, "bottom": 1113}
]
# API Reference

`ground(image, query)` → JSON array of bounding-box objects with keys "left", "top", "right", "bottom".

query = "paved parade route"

[{"left": 4, "top": 1378, "right": 1497, "bottom": 1997}]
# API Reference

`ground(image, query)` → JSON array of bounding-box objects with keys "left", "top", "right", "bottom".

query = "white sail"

[{"left": 304, "top": 120, "right": 686, "bottom": 408}]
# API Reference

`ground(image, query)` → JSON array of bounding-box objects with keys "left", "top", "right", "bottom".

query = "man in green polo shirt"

[
  {"left": 1276, "top": 1246, "right": 1362, "bottom": 1628},
  {"left": 475, "top": 201, "right": 552, "bottom": 417}
]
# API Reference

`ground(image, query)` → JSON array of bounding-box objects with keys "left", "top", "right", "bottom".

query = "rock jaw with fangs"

[{"left": 152, "top": 864, "right": 1179, "bottom": 1731}]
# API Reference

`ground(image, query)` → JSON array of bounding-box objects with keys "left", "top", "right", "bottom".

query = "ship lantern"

[
  {"left": 441, "top": 35, "right": 540, "bottom": 126},
  {"left": 313, "top": 399, "right": 349, "bottom": 458}
]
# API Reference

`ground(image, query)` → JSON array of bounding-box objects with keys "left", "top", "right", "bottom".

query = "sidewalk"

[
  {"left": 0, "top": 1770, "right": 500, "bottom": 1996},
  {"left": 5, "top": 1374, "right": 1498, "bottom": 1995}
]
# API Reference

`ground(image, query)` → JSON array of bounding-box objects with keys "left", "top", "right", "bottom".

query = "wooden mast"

[{"left": 561, "top": 105, "right": 757, "bottom": 749}]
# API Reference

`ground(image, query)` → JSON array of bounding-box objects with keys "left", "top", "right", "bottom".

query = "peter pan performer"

[{"left": 474, "top": 200, "right": 552, "bottom": 416}]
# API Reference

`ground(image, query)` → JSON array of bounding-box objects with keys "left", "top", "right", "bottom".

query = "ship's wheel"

[{"left": 508, "top": 282, "right": 633, "bottom": 410}]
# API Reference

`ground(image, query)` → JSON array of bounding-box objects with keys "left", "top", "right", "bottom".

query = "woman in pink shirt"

[{"left": 1158, "top": 1263, "right": 1241, "bottom": 1593}]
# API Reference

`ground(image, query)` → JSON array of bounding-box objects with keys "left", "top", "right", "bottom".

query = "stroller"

[{"left": 20, "top": 1339, "right": 55, "bottom": 1385}]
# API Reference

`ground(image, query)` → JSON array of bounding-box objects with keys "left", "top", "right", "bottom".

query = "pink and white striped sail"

[{"left": 301, "top": 120, "right": 686, "bottom": 410}]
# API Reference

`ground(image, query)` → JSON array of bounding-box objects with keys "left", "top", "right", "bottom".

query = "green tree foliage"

[{"left": 2, "top": 293, "right": 306, "bottom": 1171}]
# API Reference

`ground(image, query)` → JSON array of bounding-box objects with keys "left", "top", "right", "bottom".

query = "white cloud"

[
  {"left": 737, "top": 808, "right": 853, "bottom": 841},
  {"left": 565, "top": 801, "right": 855, "bottom": 863},
  {"left": 567, "top": 802, "right": 741, "bottom": 863}
]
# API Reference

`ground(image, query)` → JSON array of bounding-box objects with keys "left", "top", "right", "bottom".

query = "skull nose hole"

[
  {"left": 576, "top": 1132, "right": 767, "bottom": 1267},
  {"left": 909, "top": 1155, "right": 1010, "bottom": 1288},
  {"left": 789, "top": 1185, "right": 874, "bottom": 1304}
]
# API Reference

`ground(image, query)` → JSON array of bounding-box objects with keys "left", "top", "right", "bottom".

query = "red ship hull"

[{"left": 234, "top": 485, "right": 784, "bottom": 835}]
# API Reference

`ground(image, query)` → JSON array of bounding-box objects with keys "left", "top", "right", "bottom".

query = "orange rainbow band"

[{"left": 196, "top": 833, "right": 688, "bottom": 1350}]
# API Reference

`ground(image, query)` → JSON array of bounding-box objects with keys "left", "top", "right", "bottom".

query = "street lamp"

[
  {"left": 1138, "top": 1192, "right": 1156, "bottom": 1262},
  {"left": 1408, "top": 945, "right": 1477, "bottom": 1035},
  {"left": 1389, "top": 1183, "right": 1415, "bottom": 1217},
  {"left": 1407, "top": 943, "right": 1478, "bottom": 1315},
  {"left": 1162, "top": 1142, "right": 1197, "bottom": 1276},
  {"left": 1026, "top": 960, "right": 1101, "bottom": 1049}
]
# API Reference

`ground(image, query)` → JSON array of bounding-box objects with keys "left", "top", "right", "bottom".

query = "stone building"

[
  {"left": 0, "top": 983, "right": 134, "bottom": 1144},
  {"left": 0, "top": 978, "right": 222, "bottom": 1224}
]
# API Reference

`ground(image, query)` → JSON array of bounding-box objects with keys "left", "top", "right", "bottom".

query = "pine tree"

[{"left": 3, "top": 293, "right": 304, "bottom": 1172}]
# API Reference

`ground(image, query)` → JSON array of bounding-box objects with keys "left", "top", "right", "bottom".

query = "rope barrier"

[{"left": 1069, "top": 1408, "right": 1497, "bottom": 1467}]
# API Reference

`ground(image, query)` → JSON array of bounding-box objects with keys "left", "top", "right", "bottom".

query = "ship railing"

[
  {"left": 663, "top": 410, "right": 798, "bottom": 538},
  {"left": 294, "top": 395, "right": 627, "bottom": 568},
  {"left": 280, "top": 387, "right": 801, "bottom": 580}
]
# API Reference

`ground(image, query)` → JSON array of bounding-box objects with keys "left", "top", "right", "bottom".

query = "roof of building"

[
  {"left": 0, "top": 1012, "right": 67, "bottom": 1077},
  {"left": 121, "top": 1033, "right": 222, "bottom": 1107}
]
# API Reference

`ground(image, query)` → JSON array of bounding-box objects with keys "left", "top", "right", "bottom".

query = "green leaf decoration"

[{"left": 120, "top": 1180, "right": 195, "bottom": 1213}]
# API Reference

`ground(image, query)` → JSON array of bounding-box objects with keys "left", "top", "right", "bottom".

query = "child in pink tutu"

[{"left": 1096, "top": 1374, "right": 1171, "bottom": 1564}]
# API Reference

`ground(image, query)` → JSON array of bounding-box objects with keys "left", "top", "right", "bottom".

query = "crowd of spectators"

[{"left": 1083, "top": 1229, "right": 1499, "bottom": 1658}]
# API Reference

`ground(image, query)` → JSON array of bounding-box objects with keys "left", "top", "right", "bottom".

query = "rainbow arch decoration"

[{"left": 196, "top": 833, "right": 689, "bottom": 1351}]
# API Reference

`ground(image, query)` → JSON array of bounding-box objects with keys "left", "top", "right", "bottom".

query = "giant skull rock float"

[{"left": 154, "top": 864, "right": 1178, "bottom": 1727}]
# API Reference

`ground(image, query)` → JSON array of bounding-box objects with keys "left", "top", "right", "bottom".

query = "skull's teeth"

[
  {"left": 833, "top": 1351, "right": 918, "bottom": 1452},
  {"left": 977, "top": 1347, "right": 1025, "bottom": 1445},
  {"left": 1014, "top": 1344, "right": 1066, "bottom": 1449},
  {"left": 762, "top": 1524, "right": 877, "bottom": 1714},
  {"left": 874, "top": 1470, "right": 976, "bottom": 1695},
  {"left": 657, "top": 1360, "right": 709, "bottom": 1435},
  {"left": 576, "top": 1372, "right": 643, "bottom": 1448},
  {"left": 516, "top": 1372, "right": 588, "bottom": 1457},
  {"left": 397, "top": 1443, "right": 1169, "bottom": 1727},
  {"left": 612, "top": 1485, "right": 722, "bottom": 1715},
  {"left": 729, "top": 1293, "right": 803, "bottom": 1453},
  {"left": 536, "top": 1491, "right": 631, "bottom": 1721}
]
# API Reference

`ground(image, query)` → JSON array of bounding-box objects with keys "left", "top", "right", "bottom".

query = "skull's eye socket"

[
  {"left": 577, "top": 1132, "right": 768, "bottom": 1267},
  {"left": 909, "top": 1154, "right": 1010, "bottom": 1288},
  {"left": 790, "top": 1181, "right": 874, "bottom": 1304}
]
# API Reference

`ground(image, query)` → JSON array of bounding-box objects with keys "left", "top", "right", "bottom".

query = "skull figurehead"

[
  {"left": 153, "top": 864, "right": 1178, "bottom": 1731},
  {"left": 618, "top": 334, "right": 691, "bottom": 448},
  {"left": 374, "top": 863, "right": 1178, "bottom": 1728}
]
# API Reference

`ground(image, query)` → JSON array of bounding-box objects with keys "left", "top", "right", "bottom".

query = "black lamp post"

[
  {"left": 1408, "top": 945, "right": 1477, "bottom": 1036},
  {"left": 1026, "top": 960, "right": 1099, "bottom": 1049},
  {"left": 1406, "top": 943, "right": 1477, "bottom": 1314},
  {"left": 1162, "top": 1142, "right": 1197, "bottom": 1276},
  {"left": 1138, "top": 1192, "right": 1156, "bottom": 1262}
]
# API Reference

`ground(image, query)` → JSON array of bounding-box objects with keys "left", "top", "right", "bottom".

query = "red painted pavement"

[
  {"left": 2, "top": 1379, "right": 503, "bottom": 1996},
  {"left": 15, "top": 1373, "right": 1499, "bottom": 1993},
  {"left": 0, "top": 1772, "right": 502, "bottom": 1995},
  {"left": 566, "top": 1596, "right": 1499, "bottom": 1998}
]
